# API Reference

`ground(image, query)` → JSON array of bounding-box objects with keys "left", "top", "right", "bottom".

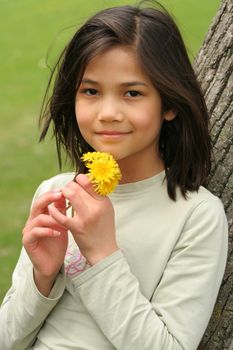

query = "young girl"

[{"left": 0, "top": 3, "right": 228, "bottom": 350}]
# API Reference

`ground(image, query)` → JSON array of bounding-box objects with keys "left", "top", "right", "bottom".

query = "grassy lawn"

[{"left": 0, "top": 0, "right": 220, "bottom": 302}]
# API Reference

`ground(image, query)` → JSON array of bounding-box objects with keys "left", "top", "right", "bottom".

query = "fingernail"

[{"left": 53, "top": 231, "right": 61, "bottom": 236}]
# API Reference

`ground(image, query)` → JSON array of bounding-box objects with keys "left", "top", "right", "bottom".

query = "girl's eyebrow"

[
  {"left": 81, "top": 78, "right": 98, "bottom": 85},
  {"left": 81, "top": 78, "right": 147, "bottom": 87},
  {"left": 121, "top": 81, "right": 147, "bottom": 87}
]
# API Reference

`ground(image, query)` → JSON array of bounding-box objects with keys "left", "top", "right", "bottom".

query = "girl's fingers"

[
  {"left": 62, "top": 175, "right": 104, "bottom": 214},
  {"left": 24, "top": 213, "right": 67, "bottom": 233},
  {"left": 75, "top": 174, "right": 104, "bottom": 201},
  {"left": 62, "top": 182, "right": 90, "bottom": 218},
  {"left": 53, "top": 195, "right": 67, "bottom": 213},
  {"left": 30, "top": 190, "right": 64, "bottom": 219},
  {"left": 22, "top": 227, "right": 63, "bottom": 247},
  {"left": 48, "top": 204, "right": 71, "bottom": 228},
  {"left": 66, "top": 174, "right": 102, "bottom": 202}
]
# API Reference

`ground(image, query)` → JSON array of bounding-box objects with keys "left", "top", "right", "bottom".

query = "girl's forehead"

[
  {"left": 82, "top": 46, "right": 145, "bottom": 77},
  {"left": 86, "top": 45, "right": 136, "bottom": 65}
]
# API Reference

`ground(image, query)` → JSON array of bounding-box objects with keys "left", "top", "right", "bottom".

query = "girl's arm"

[
  {"left": 0, "top": 248, "right": 66, "bottom": 350},
  {"left": 53, "top": 178, "right": 227, "bottom": 350},
  {"left": 0, "top": 180, "right": 67, "bottom": 350}
]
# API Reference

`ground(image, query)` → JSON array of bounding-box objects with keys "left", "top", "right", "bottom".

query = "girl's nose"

[{"left": 97, "top": 98, "right": 123, "bottom": 122}]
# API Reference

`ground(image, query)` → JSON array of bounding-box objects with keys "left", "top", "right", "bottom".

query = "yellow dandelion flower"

[{"left": 81, "top": 152, "right": 122, "bottom": 195}]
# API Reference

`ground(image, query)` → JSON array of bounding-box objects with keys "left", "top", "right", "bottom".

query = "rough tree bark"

[{"left": 194, "top": 0, "right": 233, "bottom": 349}]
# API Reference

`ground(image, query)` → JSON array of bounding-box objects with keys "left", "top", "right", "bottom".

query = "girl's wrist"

[{"left": 33, "top": 269, "right": 58, "bottom": 297}]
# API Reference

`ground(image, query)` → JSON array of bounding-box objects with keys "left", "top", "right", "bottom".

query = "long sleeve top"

[{"left": 0, "top": 171, "right": 228, "bottom": 350}]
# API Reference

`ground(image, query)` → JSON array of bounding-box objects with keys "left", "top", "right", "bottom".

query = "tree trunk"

[{"left": 194, "top": 0, "right": 233, "bottom": 349}]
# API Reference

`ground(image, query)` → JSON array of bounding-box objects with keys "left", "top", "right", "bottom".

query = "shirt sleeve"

[
  {"left": 72, "top": 197, "right": 228, "bottom": 350},
  {"left": 0, "top": 181, "right": 66, "bottom": 350}
]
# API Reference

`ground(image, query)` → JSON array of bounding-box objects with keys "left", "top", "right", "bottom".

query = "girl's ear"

[{"left": 164, "top": 110, "right": 176, "bottom": 121}]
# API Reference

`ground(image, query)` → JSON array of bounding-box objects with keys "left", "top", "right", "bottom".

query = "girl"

[{"left": 0, "top": 3, "right": 228, "bottom": 350}]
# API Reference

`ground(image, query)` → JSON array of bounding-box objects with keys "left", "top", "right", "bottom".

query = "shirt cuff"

[
  {"left": 72, "top": 249, "right": 125, "bottom": 288},
  {"left": 28, "top": 265, "right": 66, "bottom": 302}
]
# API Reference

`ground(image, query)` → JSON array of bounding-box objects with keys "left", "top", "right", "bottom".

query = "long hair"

[{"left": 39, "top": 2, "right": 211, "bottom": 200}]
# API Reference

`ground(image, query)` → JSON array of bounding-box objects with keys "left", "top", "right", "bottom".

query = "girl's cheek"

[{"left": 75, "top": 102, "right": 94, "bottom": 121}]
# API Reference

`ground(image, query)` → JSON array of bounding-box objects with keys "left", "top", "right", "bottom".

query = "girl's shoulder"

[
  {"left": 174, "top": 184, "right": 222, "bottom": 207},
  {"left": 185, "top": 186, "right": 223, "bottom": 209},
  {"left": 176, "top": 186, "right": 227, "bottom": 228}
]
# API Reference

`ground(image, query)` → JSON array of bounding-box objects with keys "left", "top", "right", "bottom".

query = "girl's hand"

[
  {"left": 48, "top": 174, "right": 119, "bottom": 266},
  {"left": 22, "top": 190, "right": 68, "bottom": 295}
]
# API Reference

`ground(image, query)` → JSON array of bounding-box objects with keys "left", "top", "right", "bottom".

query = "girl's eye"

[
  {"left": 82, "top": 88, "right": 98, "bottom": 96},
  {"left": 125, "top": 90, "right": 142, "bottom": 97}
]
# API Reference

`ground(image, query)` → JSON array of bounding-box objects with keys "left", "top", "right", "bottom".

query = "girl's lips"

[{"left": 96, "top": 131, "right": 131, "bottom": 135}]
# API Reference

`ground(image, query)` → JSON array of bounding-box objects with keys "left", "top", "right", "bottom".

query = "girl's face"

[{"left": 75, "top": 46, "right": 175, "bottom": 181}]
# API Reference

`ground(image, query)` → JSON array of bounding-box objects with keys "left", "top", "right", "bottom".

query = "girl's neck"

[{"left": 118, "top": 155, "right": 165, "bottom": 184}]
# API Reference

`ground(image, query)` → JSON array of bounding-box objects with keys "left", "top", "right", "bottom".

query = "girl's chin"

[{"left": 91, "top": 148, "right": 122, "bottom": 161}]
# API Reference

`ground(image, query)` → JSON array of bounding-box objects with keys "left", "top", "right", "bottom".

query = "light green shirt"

[{"left": 0, "top": 171, "right": 228, "bottom": 350}]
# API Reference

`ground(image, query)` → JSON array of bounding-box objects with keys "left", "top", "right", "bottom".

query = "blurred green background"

[{"left": 0, "top": 0, "right": 221, "bottom": 302}]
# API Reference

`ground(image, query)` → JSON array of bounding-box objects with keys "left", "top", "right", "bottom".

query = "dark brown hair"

[{"left": 39, "top": 2, "right": 211, "bottom": 200}]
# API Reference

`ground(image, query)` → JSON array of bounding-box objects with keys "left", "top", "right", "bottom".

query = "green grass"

[{"left": 0, "top": 0, "right": 220, "bottom": 302}]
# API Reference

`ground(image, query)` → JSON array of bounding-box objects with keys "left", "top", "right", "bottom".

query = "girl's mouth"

[{"left": 96, "top": 131, "right": 131, "bottom": 137}]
